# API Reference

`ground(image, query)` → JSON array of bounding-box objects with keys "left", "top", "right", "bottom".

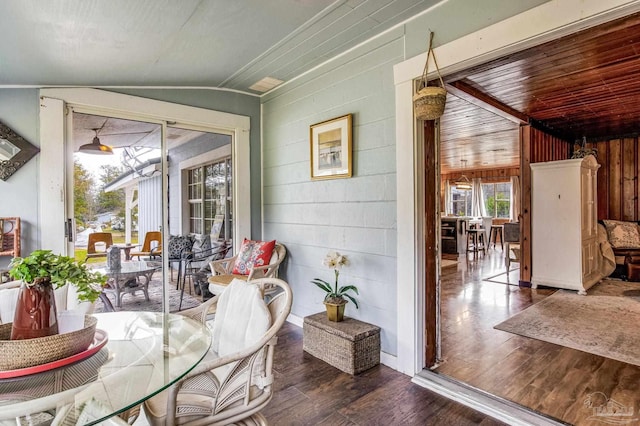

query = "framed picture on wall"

[{"left": 310, "top": 114, "right": 352, "bottom": 180}]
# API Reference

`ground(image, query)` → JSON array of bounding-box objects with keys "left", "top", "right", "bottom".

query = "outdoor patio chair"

[
  {"left": 207, "top": 242, "right": 286, "bottom": 297},
  {"left": 85, "top": 232, "right": 113, "bottom": 260},
  {"left": 130, "top": 231, "right": 162, "bottom": 260},
  {"left": 143, "top": 277, "right": 293, "bottom": 426}
]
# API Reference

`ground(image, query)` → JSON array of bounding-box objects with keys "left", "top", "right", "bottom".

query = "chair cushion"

[
  {"left": 167, "top": 235, "right": 195, "bottom": 259},
  {"left": 231, "top": 239, "right": 276, "bottom": 275},
  {"left": 603, "top": 220, "right": 640, "bottom": 249}
]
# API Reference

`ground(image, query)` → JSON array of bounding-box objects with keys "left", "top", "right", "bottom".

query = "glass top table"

[
  {"left": 0, "top": 311, "right": 212, "bottom": 425},
  {"left": 94, "top": 261, "right": 160, "bottom": 308}
]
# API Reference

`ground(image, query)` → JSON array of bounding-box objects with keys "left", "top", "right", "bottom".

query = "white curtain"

[
  {"left": 471, "top": 178, "right": 486, "bottom": 217},
  {"left": 444, "top": 179, "right": 451, "bottom": 215},
  {"left": 510, "top": 175, "right": 521, "bottom": 222}
]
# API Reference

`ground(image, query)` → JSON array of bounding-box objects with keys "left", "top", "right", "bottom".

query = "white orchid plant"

[{"left": 311, "top": 251, "right": 359, "bottom": 308}]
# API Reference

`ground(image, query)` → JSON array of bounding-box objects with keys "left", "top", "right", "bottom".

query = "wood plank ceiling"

[{"left": 440, "top": 11, "right": 640, "bottom": 174}]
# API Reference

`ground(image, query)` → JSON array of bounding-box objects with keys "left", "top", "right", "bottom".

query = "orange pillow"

[{"left": 232, "top": 239, "right": 276, "bottom": 275}]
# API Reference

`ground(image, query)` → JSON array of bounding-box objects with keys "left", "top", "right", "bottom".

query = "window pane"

[{"left": 482, "top": 184, "right": 496, "bottom": 217}]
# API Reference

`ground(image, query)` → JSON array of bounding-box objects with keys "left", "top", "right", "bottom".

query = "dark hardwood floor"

[
  {"left": 437, "top": 248, "right": 640, "bottom": 425},
  {"left": 265, "top": 322, "right": 505, "bottom": 425}
]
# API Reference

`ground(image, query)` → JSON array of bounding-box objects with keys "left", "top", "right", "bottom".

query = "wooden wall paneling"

[
  {"left": 424, "top": 120, "right": 437, "bottom": 368},
  {"left": 622, "top": 138, "right": 636, "bottom": 221},
  {"left": 637, "top": 137, "right": 640, "bottom": 221},
  {"left": 608, "top": 139, "right": 622, "bottom": 220},
  {"left": 520, "top": 125, "right": 532, "bottom": 284},
  {"left": 596, "top": 141, "right": 609, "bottom": 221}
]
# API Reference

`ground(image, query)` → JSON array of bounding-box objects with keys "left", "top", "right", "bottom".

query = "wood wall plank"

[
  {"left": 520, "top": 125, "right": 532, "bottom": 284},
  {"left": 622, "top": 138, "right": 636, "bottom": 221},
  {"left": 608, "top": 139, "right": 622, "bottom": 220}
]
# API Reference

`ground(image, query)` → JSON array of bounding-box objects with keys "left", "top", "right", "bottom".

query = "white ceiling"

[{"left": 0, "top": 0, "right": 441, "bottom": 93}]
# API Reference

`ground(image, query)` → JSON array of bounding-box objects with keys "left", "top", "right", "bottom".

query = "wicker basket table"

[{"left": 303, "top": 312, "right": 380, "bottom": 375}]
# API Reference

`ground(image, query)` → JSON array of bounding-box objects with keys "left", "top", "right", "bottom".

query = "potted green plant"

[
  {"left": 311, "top": 251, "right": 359, "bottom": 322},
  {"left": 8, "top": 250, "right": 106, "bottom": 340}
]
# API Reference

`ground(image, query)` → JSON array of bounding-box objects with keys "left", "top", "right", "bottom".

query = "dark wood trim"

[
  {"left": 446, "top": 81, "right": 529, "bottom": 124},
  {"left": 424, "top": 120, "right": 437, "bottom": 368},
  {"left": 519, "top": 125, "right": 532, "bottom": 285}
]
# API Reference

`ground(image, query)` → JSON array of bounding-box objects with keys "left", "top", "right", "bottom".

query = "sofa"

[{"left": 599, "top": 220, "right": 640, "bottom": 281}]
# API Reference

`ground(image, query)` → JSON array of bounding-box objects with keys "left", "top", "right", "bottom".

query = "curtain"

[
  {"left": 471, "top": 178, "right": 486, "bottom": 217},
  {"left": 510, "top": 175, "right": 521, "bottom": 221},
  {"left": 444, "top": 179, "right": 451, "bottom": 215}
]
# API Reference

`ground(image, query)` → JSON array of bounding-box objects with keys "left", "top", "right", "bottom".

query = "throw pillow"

[
  {"left": 603, "top": 220, "right": 640, "bottom": 249},
  {"left": 232, "top": 239, "right": 276, "bottom": 275},
  {"left": 192, "top": 233, "right": 211, "bottom": 253},
  {"left": 167, "top": 235, "right": 195, "bottom": 259}
]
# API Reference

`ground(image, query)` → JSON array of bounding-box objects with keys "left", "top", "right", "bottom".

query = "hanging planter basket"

[{"left": 414, "top": 31, "right": 447, "bottom": 120}]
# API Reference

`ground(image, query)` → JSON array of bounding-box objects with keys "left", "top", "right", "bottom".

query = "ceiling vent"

[{"left": 249, "top": 77, "right": 284, "bottom": 93}]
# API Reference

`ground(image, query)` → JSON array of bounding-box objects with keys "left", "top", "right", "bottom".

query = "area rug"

[
  {"left": 94, "top": 277, "right": 202, "bottom": 313},
  {"left": 494, "top": 280, "right": 640, "bottom": 366}
]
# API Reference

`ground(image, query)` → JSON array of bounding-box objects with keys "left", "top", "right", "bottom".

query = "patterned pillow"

[
  {"left": 168, "top": 235, "right": 195, "bottom": 259},
  {"left": 603, "top": 220, "right": 640, "bottom": 249},
  {"left": 232, "top": 239, "right": 276, "bottom": 275}
]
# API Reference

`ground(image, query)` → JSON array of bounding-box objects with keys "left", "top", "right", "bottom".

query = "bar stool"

[
  {"left": 466, "top": 228, "right": 486, "bottom": 255},
  {"left": 489, "top": 225, "right": 503, "bottom": 250}
]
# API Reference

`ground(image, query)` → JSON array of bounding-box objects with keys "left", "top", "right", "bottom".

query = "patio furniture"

[
  {"left": 178, "top": 242, "right": 232, "bottom": 310},
  {"left": 207, "top": 242, "right": 286, "bottom": 297},
  {"left": 130, "top": 231, "right": 162, "bottom": 260},
  {"left": 85, "top": 232, "right": 113, "bottom": 260},
  {"left": 143, "top": 277, "right": 293, "bottom": 426},
  {"left": 0, "top": 311, "right": 211, "bottom": 425},
  {"left": 94, "top": 261, "right": 159, "bottom": 308}
]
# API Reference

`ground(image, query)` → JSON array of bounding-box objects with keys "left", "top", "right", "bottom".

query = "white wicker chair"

[
  {"left": 143, "top": 277, "right": 292, "bottom": 426},
  {"left": 207, "top": 243, "right": 286, "bottom": 297}
]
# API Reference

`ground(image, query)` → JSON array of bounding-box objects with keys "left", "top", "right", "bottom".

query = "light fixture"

[
  {"left": 455, "top": 159, "right": 472, "bottom": 190},
  {"left": 78, "top": 129, "right": 113, "bottom": 155}
]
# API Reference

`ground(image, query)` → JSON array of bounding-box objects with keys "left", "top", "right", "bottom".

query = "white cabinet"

[{"left": 531, "top": 155, "right": 601, "bottom": 294}]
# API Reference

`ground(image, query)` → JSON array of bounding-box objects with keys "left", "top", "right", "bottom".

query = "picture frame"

[
  {"left": 310, "top": 114, "right": 352, "bottom": 180},
  {"left": 0, "top": 121, "right": 40, "bottom": 181}
]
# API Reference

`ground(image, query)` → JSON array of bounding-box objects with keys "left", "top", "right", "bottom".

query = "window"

[
  {"left": 188, "top": 157, "right": 232, "bottom": 238},
  {"left": 451, "top": 187, "right": 472, "bottom": 216},
  {"left": 482, "top": 181, "right": 511, "bottom": 218}
]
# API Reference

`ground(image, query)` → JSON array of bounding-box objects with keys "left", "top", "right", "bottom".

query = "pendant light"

[
  {"left": 454, "top": 159, "right": 472, "bottom": 190},
  {"left": 78, "top": 129, "right": 113, "bottom": 155}
]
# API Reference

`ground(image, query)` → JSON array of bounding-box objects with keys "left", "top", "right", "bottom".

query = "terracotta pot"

[
  {"left": 324, "top": 300, "right": 347, "bottom": 322},
  {"left": 11, "top": 279, "right": 59, "bottom": 340}
]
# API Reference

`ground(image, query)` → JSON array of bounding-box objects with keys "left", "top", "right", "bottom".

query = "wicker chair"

[
  {"left": 207, "top": 243, "right": 286, "bottom": 297},
  {"left": 86, "top": 232, "right": 114, "bottom": 260},
  {"left": 130, "top": 231, "right": 162, "bottom": 260},
  {"left": 143, "top": 277, "right": 293, "bottom": 426}
]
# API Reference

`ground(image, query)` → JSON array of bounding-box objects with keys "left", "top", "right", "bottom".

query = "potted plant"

[
  {"left": 8, "top": 250, "right": 106, "bottom": 340},
  {"left": 311, "top": 251, "right": 359, "bottom": 322}
]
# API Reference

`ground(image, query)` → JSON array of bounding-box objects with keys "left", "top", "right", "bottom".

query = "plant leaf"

[{"left": 343, "top": 294, "right": 359, "bottom": 309}]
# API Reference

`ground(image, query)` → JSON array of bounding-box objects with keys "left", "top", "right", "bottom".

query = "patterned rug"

[
  {"left": 494, "top": 279, "right": 640, "bottom": 366},
  {"left": 94, "top": 277, "right": 203, "bottom": 313}
]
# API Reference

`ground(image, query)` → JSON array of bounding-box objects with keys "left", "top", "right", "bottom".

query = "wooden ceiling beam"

[{"left": 446, "top": 81, "right": 529, "bottom": 125}]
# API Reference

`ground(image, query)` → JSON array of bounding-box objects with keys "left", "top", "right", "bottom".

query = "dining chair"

[
  {"left": 130, "top": 231, "right": 162, "bottom": 260},
  {"left": 143, "top": 277, "right": 293, "bottom": 426},
  {"left": 86, "top": 232, "right": 113, "bottom": 260}
]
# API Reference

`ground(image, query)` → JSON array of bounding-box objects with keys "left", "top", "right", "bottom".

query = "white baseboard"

[{"left": 287, "top": 314, "right": 397, "bottom": 369}]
